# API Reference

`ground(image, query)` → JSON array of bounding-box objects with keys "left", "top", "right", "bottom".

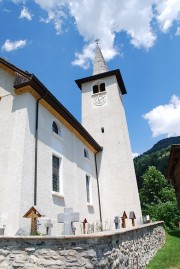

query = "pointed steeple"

[{"left": 93, "top": 40, "right": 108, "bottom": 75}]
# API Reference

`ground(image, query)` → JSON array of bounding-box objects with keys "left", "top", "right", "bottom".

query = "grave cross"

[
  {"left": 82, "top": 218, "right": 88, "bottom": 234},
  {"left": 114, "top": 216, "right": 120, "bottom": 229},
  {"left": 121, "top": 211, "right": 127, "bottom": 228},
  {"left": 57, "top": 208, "right": 80, "bottom": 235},
  {"left": 129, "top": 211, "right": 136, "bottom": 226},
  {"left": 44, "top": 219, "right": 53, "bottom": 235},
  {"left": 23, "top": 206, "right": 41, "bottom": 235}
]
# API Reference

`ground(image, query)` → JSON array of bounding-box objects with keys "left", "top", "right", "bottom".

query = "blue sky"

[{"left": 0, "top": 0, "right": 180, "bottom": 155}]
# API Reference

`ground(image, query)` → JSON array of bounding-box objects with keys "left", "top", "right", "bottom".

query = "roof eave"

[
  {"left": 75, "top": 69, "right": 127, "bottom": 95},
  {"left": 14, "top": 76, "right": 103, "bottom": 153},
  {"left": 0, "top": 57, "right": 32, "bottom": 79},
  {"left": 1, "top": 57, "right": 103, "bottom": 153}
]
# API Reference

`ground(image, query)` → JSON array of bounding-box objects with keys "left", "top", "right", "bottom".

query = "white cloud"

[
  {"left": 72, "top": 43, "right": 96, "bottom": 69},
  {"left": 2, "top": 0, "right": 180, "bottom": 68},
  {"left": 132, "top": 152, "right": 139, "bottom": 158},
  {"left": 175, "top": 27, "right": 180, "bottom": 36},
  {"left": 35, "top": 0, "right": 67, "bottom": 34},
  {"left": 40, "top": 9, "right": 66, "bottom": 34},
  {"left": 33, "top": 0, "right": 158, "bottom": 68},
  {"left": 156, "top": 0, "right": 180, "bottom": 32},
  {"left": 19, "top": 6, "right": 33, "bottom": 20},
  {"left": 1, "top": 39, "right": 27, "bottom": 52},
  {"left": 143, "top": 95, "right": 180, "bottom": 137}
]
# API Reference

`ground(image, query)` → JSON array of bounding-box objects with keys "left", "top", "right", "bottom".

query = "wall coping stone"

[
  {"left": 0, "top": 221, "right": 163, "bottom": 240},
  {"left": 0, "top": 221, "right": 165, "bottom": 269}
]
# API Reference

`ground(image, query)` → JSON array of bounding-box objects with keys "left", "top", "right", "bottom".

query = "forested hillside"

[{"left": 134, "top": 136, "right": 180, "bottom": 189}]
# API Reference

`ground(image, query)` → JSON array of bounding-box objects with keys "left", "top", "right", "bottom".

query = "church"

[{"left": 0, "top": 44, "right": 142, "bottom": 235}]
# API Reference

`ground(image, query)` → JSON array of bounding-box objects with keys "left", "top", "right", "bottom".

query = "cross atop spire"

[
  {"left": 94, "top": 38, "right": 100, "bottom": 45},
  {"left": 93, "top": 40, "right": 108, "bottom": 75}
]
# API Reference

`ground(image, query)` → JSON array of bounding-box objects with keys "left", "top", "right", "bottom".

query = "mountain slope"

[{"left": 134, "top": 136, "right": 180, "bottom": 189}]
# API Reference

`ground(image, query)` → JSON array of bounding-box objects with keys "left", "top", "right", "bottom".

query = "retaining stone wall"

[{"left": 0, "top": 222, "right": 165, "bottom": 269}]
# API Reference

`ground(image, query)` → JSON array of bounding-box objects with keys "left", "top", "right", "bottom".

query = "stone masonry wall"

[{"left": 0, "top": 222, "right": 165, "bottom": 269}]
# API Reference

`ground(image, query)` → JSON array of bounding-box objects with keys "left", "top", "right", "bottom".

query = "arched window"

[
  {"left": 93, "top": 82, "right": 106, "bottom": 94},
  {"left": 52, "top": 121, "right": 58, "bottom": 134},
  {"left": 100, "top": 83, "right": 105, "bottom": 92},
  {"left": 93, "top": 85, "right": 99, "bottom": 94},
  {"left": 84, "top": 148, "right": 89, "bottom": 159}
]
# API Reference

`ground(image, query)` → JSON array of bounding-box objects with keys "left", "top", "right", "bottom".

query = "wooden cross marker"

[
  {"left": 121, "top": 211, "right": 127, "bottom": 228},
  {"left": 95, "top": 38, "right": 100, "bottom": 45},
  {"left": 129, "top": 211, "right": 136, "bottom": 226},
  {"left": 82, "top": 218, "right": 88, "bottom": 234},
  {"left": 23, "top": 206, "right": 41, "bottom": 235}
]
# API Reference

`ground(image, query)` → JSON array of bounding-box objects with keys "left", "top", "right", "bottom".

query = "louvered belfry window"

[
  {"left": 52, "top": 155, "right": 60, "bottom": 192},
  {"left": 100, "top": 83, "right": 105, "bottom": 92}
]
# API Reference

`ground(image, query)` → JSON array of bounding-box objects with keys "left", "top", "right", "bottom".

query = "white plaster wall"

[
  {"left": 0, "top": 67, "right": 100, "bottom": 235},
  {"left": 0, "top": 69, "right": 14, "bottom": 226},
  {"left": 0, "top": 69, "right": 36, "bottom": 235},
  {"left": 35, "top": 104, "right": 100, "bottom": 235},
  {"left": 81, "top": 75, "right": 142, "bottom": 226}
]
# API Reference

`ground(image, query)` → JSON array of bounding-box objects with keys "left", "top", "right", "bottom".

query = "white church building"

[{"left": 0, "top": 44, "right": 142, "bottom": 235}]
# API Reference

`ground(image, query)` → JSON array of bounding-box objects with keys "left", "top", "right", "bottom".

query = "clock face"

[{"left": 93, "top": 94, "right": 106, "bottom": 106}]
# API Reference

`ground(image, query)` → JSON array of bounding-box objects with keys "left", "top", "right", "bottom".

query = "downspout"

[
  {"left": 34, "top": 94, "right": 47, "bottom": 206},
  {"left": 94, "top": 152, "right": 102, "bottom": 223}
]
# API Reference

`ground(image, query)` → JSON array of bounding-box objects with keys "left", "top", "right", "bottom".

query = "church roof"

[
  {"left": 0, "top": 57, "right": 103, "bottom": 153},
  {"left": 75, "top": 69, "right": 127, "bottom": 95},
  {"left": 93, "top": 44, "right": 108, "bottom": 75}
]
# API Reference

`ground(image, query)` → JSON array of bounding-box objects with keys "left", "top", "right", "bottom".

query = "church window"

[
  {"left": 100, "top": 83, "right": 105, "bottom": 92},
  {"left": 101, "top": 127, "right": 104, "bottom": 133},
  {"left": 86, "top": 175, "right": 90, "bottom": 203},
  {"left": 52, "top": 155, "right": 60, "bottom": 192},
  {"left": 52, "top": 121, "right": 58, "bottom": 134},
  {"left": 84, "top": 148, "right": 89, "bottom": 159},
  {"left": 52, "top": 121, "right": 62, "bottom": 137},
  {"left": 93, "top": 85, "right": 98, "bottom": 94}
]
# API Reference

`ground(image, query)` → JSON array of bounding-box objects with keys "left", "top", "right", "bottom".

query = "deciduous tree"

[{"left": 140, "top": 166, "right": 179, "bottom": 231}]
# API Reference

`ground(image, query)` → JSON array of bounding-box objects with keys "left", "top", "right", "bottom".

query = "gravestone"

[
  {"left": 95, "top": 221, "right": 103, "bottom": 232},
  {"left": 44, "top": 219, "right": 53, "bottom": 235},
  {"left": 15, "top": 228, "right": 29, "bottom": 236},
  {"left": 57, "top": 208, "right": 79, "bottom": 235},
  {"left": 87, "top": 223, "right": 94, "bottom": 234},
  {"left": 143, "top": 215, "right": 150, "bottom": 224},
  {"left": 114, "top": 216, "right": 120, "bottom": 229}
]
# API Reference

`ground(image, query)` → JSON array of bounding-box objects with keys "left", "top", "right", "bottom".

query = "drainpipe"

[
  {"left": 94, "top": 152, "right": 102, "bottom": 223},
  {"left": 34, "top": 94, "right": 47, "bottom": 206}
]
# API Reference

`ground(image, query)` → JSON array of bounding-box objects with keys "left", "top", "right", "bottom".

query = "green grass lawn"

[{"left": 146, "top": 231, "right": 180, "bottom": 269}]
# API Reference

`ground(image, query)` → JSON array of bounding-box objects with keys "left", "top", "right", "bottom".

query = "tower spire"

[{"left": 93, "top": 40, "right": 108, "bottom": 75}]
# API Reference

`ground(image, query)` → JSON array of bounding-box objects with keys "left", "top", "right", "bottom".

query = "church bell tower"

[{"left": 76, "top": 42, "right": 142, "bottom": 225}]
